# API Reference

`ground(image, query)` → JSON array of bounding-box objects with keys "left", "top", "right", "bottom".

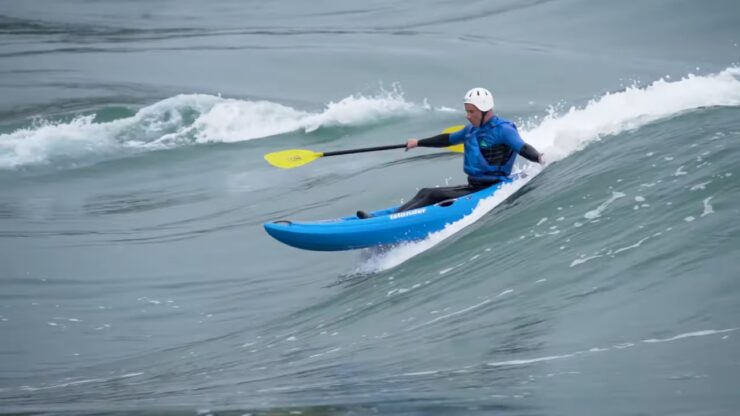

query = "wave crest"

[{"left": 0, "top": 86, "right": 427, "bottom": 169}]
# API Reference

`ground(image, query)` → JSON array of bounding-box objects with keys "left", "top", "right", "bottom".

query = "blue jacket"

[{"left": 449, "top": 116, "right": 524, "bottom": 181}]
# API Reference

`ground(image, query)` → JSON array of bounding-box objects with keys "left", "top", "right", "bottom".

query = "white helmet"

[{"left": 464, "top": 87, "right": 494, "bottom": 112}]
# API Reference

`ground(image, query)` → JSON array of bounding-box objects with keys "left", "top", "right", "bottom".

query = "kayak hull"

[{"left": 264, "top": 179, "right": 511, "bottom": 251}]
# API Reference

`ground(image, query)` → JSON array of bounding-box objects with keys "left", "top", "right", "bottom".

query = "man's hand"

[{"left": 406, "top": 139, "right": 419, "bottom": 151}]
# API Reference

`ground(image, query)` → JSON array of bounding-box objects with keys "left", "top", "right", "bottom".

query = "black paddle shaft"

[{"left": 323, "top": 144, "right": 406, "bottom": 157}]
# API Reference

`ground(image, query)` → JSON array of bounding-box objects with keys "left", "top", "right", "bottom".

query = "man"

[{"left": 357, "top": 87, "right": 543, "bottom": 219}]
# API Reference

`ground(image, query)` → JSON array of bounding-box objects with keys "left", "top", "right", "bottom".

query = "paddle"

[{"left": 264, "top": 125, "right": 465, "bottom": 169}]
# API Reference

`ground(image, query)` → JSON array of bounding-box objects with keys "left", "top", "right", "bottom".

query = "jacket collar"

[{"left": 476, "top": 115, "right": 502, "bottom": 129}]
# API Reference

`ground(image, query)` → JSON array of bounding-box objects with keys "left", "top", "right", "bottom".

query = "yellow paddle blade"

[
  {"left": 442, "top": 125, "right": 465, "bottom": 134},
  {"left": 264, "top": 149, "right": 324, "bottom": 169},
  {"left": 443, "top": 124, "right": 465, "bottom": 153}
]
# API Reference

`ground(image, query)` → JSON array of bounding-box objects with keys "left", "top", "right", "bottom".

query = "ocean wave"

[
  {"left": 527, "top": 66, "right": 740, "bottom": 162},
  {"left": 356, "top": 66, "right": 740, "bottom": 272},
  {"left": 0, "top": 86, "right": 428, "bottom": 170}
]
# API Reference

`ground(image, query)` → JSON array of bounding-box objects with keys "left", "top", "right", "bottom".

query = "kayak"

[{"left": 264, "top": 177, "right": 515, "bottom": 251}]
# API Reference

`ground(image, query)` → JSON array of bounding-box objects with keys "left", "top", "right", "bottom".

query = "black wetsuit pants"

[{"left": 397, "top": 184, "right": 489, "bottom": 212}]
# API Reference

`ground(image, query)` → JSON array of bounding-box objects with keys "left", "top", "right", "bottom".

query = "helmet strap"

[{"left": 479, "top": 110, "right": 488, "bottom": 127}]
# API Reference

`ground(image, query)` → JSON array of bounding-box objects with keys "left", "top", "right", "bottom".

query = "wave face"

[{"left": 1, "top": 1, "right": 739, "bottom": 415}]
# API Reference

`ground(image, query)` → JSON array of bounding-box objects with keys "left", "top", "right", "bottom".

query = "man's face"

[{"left": 465, "top": 103, "right": 482, "bottom": 127}]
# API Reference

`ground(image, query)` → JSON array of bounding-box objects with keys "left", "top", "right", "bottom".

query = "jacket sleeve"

[
  {"left": 499, "top": 124, "right": 525, "bottom": 152},
  {"left": 518, "top": 143, "right": 542, "bottom": 163},
  {"left": 418, "top": 125, "right": 469, "bottom": 147},
  {"left": 418, "top": 133, "right": 452, "bottom": 148},
  {"left": 448, "top": 125, "right": 468, "bottom": 145},
  {"left": 500, "top": 124, "right": 541, "bottom": 163}
]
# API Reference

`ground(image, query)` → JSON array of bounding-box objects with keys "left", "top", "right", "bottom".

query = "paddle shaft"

[{"left": 323, "top": 144, "right": 406, "bottom": 157}]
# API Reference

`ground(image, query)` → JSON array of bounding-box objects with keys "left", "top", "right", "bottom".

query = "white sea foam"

[
  {"left": 690, "top": 181, "right": 711, "bottom": 191},
  {"left": 487, "top": 354, "right": 577, "bottom": 367},
  {"left": 612, "top": 236, "right": 650, "bottom": 255},
  {"left": 583, "top": 191, "right": 626, "bottom": 220},
  {"left": 569, "top": 254, "right": 604, "bottom": 268},
  {"left": 407, "top": 299, "right": 491, "bottom": 331},
  {"left": 14, "top": 372, "right": 145, "bottom": 392},
  {"left": 674, "top": 165, "right": 688, "bottom": 176},
  {"left": 484, "top": 328, "right": 737, "bottom": 367},
  {"left": 641, "top": 328, "right": 736, "bottom": 343}
]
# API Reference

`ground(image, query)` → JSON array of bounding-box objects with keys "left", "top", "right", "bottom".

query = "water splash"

[{"left": 527, "top": 66, "right": 740, "bottom": 162}]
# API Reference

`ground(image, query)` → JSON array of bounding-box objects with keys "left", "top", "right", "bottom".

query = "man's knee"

[
  {"left": 416, "top": 188, "right": 434, "bottom": 198},
  {"left": 428, "top": 188, "right": 449, "bottom": 199}
]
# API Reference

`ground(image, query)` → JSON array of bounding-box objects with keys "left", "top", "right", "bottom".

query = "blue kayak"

[{"left": 264, "top": 177, "right": 514, "bottom": 251}]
